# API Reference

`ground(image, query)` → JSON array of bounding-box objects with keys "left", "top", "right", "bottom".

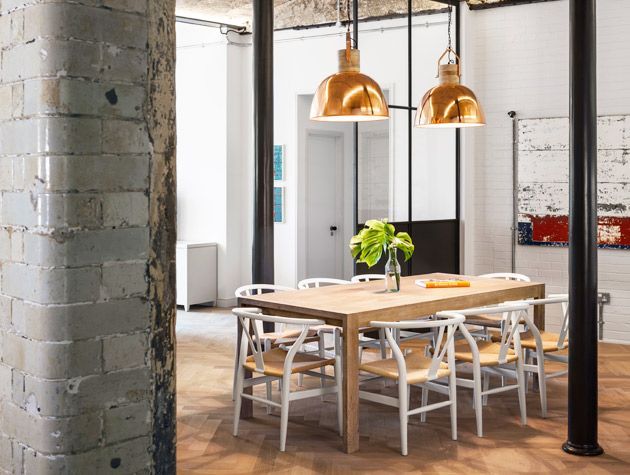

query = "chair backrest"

[
  {"left": 449, "top": 303, "right": 530, "bottom": 365},
  {"left": 350, "top": 274, "right": 386, "bottom": 283},
  {"left": 234, "top": 283, "right": 295, "bottom": 298},
  {"left": 297, "top": 278, "right": 351, "bottom": 289},
  {"left": 232, "top": 308, "right": 323, "bottom": 376},
  {"left": 478, "top": 272, "right": 531, "bottom": 282},
  {"left": 234, "top": 285, "right": 296, "bottom": 334},
  {"left": 511, "top": 294, "right": 569, "bottom": 350},
  {"left": 370, "top": 315, "right": 465, "bottom": 381}
]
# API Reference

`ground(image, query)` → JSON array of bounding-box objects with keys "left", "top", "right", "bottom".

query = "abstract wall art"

[
  {"left": 518, "top": 115, "right": 630, "bottom": 249},
  {"left": 273, "top": 186, "right": 285, "bottom": 223}
]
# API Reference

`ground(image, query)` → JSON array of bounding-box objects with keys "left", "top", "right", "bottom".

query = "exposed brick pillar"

[{"left": 0, "top": 1, "right": 176, "bottom": 473}]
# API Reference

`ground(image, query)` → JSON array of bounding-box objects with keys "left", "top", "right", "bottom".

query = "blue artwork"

[
  {"left": 273, "top": 145, "right": 284, "bottom": 181},
  {"left": 273, "top": 186, "right": 284, "bottom": 223}
]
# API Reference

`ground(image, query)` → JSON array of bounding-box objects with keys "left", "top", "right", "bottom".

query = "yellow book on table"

[{"left": 415, "top": 278, "right": 471, "bottom": 288}]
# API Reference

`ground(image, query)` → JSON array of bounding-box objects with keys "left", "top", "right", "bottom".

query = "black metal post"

[
  {"left": 563, "top": 0, "right": 603, "bottom": 457},
  {"left": 353, "top": 0, "right": 359, "bottom": 276},
  {"left": 455, "top": 2, "right": 461, "bottom": 274},
  {"left": 406, "top": 0, "right": 413, "bottom": 276},
  {"left": 252, "top": 0, "right": 274, "bottom": 288}
]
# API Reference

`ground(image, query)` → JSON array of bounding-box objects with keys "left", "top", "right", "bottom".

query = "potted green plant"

[{"left": 349, "top": 219, "right": 414, "bottom": 292}]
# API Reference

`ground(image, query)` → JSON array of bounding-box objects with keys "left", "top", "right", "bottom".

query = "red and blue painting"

[{"left": 518, "top": 116, "right": 630, "bottom": 249}]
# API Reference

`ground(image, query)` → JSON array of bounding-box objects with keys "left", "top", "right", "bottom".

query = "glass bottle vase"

[{"left": 384, "top": 247, "right": 401, "bottom": 293}]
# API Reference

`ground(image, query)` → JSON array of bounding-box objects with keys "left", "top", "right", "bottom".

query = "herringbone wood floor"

[{"left": 177, "top": 308, "right": 630, "bottom": 474}]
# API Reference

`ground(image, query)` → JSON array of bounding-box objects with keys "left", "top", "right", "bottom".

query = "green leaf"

[
  {"left": 364, "top": 219, "right": 385, "bottom": 232},
  {"left": 394, "top": 232, "right": 415, "bottom": 261},
  {"left": 384, "top": 222, "right": 395, "bottom": 237},
  {"left": 362, "top": 245, "right": 383, "bottom": 267}
]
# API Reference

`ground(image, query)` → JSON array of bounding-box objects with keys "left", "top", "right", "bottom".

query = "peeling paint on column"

[{"left": 146, "top": 0, "right": 177, "bottom": 473}]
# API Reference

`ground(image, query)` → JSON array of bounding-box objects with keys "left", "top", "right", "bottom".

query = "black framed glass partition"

[{"left": 355, "top": 3, "right": 460, "bottom": 276}]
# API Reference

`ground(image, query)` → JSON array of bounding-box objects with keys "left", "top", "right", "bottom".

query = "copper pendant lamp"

[
  {"left": 415, "top": 8, "right": 485, "bottom": 128},
  {"left": 310, "top": 1, "right": 389, "bottom": 122}
]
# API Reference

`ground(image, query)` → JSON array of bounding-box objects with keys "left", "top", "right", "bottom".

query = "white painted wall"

[
  {"left": 176, "top": 23, "right": 227, "bottom": 244},
  {"left": 176, "top": 23, "right": 253, "bottom": 306},
  {"left": 460, "top": 0, "right": 630, "bottom": 342}
]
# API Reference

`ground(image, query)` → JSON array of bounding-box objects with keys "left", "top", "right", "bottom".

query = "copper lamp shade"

[
  {"left": 310, "top": 36, "right": 389, "bottom": 122},
  {"left": 415, "top": 49, "right": 485, "bottom": 128}
]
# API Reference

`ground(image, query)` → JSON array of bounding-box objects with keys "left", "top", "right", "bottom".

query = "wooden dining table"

[{"left": 237, "top": 272, "right": 545, "bottom": 454}]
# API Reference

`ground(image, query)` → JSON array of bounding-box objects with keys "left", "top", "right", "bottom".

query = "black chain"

[{"left": 447, "top": 5, "right": 453, "bottom": 63}]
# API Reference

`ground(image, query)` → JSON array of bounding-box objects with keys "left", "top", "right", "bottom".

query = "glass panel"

[
  {"left": 411, "top": 124, "right": 456, "bottom": 221},
  {"left": 358, "top": 108, "right": 409, "bottom": 224}
]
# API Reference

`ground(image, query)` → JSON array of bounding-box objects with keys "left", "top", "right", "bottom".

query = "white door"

[{"left": 305, "top": 132, "right": 344, "bottom": 279}]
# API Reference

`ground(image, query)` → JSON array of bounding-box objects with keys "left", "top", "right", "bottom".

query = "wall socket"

[{"left": 598, "top": 292, "right": 611, "bottom": 304}]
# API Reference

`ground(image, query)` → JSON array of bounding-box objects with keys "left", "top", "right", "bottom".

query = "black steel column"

[
  {"left": 352, "top": 0, "right": 359, "bottom": 275},
  {"left": 406, "top": 0, "right": 413, "bottom": 276},
  {"left": 563, "top": 0, "right": 603, "bottom": 457},
  {"left": 252, "top": 0, "right": 274, "bottom": 287}
]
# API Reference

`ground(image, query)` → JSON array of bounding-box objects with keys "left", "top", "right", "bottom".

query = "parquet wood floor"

[{"left": 176, "top": 308, "right": 630, "bottom": 474}]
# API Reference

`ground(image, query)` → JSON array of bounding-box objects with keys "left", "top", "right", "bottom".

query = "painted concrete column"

[{"left": 0, "top": 0, "right": 176, "bottom": 472}]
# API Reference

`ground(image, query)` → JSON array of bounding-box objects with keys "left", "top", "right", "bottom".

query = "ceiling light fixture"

[
  {"left": 415, "top": 5, "right": 485, "bottom": 128},
  {"left": 310, "top": 0, "right": 389, "bottom": 122}
]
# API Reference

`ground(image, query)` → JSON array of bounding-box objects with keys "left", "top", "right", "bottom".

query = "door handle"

[{"left": 330, "top": 225, "right": 338, "bottom": 236}]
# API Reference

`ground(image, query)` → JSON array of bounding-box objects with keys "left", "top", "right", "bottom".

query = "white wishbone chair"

[
  {"left": 297, "top": 277, "right": 351, "bottom": 289},
  {"left": 358, "top": 313, "right": 464, "bottom": 456},
  {"left": 479, "top": 272, "right": 531, "bottom": 282},
  {"left": 465, "top": 273, "right": 531, "bottom": 331},
  {"left": 232, "top": 308, "right": 342, "bottom": 452},
  {"left": 506, "top": 294, "right": 569, "bottom": 418},
  {"left": 451, "top": 303, "right": 529, "bottom": 437},
  {"left": 297, "top": 277, "right": 388, "bottom": 365},
  {"left": 233, "top": 284, "right": 320, "bottom": 401},
  {"left": 350, "top": 274, "right": 386, "bottom": 283}
]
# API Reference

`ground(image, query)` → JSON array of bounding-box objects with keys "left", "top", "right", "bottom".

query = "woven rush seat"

[
  {"left": 360, "top": 352, "right": 450, "bottom": 384},
  {"left": 519, "top": 330, "right": 568, "bottom": 352},
  {"left": 453, "top": 340, "right": 518, "bottom": 366},
  {"left": 464, "top": 313, "right": 502, "bottom": 328},
  {"left": 465, "top": 313, "right": 527, "bottom": 329},
  {"left": 244, "top": 348, "right": 335, "bottom": 377}
]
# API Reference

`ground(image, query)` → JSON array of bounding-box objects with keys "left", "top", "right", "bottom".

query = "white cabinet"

[{"left": 176, "top": 241, "right": 217, "bottom": 311}]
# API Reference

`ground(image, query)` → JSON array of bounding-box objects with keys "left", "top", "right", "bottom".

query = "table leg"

[
  {"left": 533, "top": 284, "right": 546, "bottom": 331},
  {"left": 236, "top": 318, "right": 253, "bottom": 419},
  {"left": 342, "top": 319, "right": 359, "bottom": 453}
]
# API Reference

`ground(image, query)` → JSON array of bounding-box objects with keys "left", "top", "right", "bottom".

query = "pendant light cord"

[{"left": 447, "top": 5, "right": 453, "bottom": 63}]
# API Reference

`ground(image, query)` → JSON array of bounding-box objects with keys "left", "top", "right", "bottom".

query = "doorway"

[{"left": 304, "top": 131, "right": 345, "bottom": 279}]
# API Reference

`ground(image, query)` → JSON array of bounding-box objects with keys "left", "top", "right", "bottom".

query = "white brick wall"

[{"left": 461, "top": 0, "right": 630, "bottom": 341}]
